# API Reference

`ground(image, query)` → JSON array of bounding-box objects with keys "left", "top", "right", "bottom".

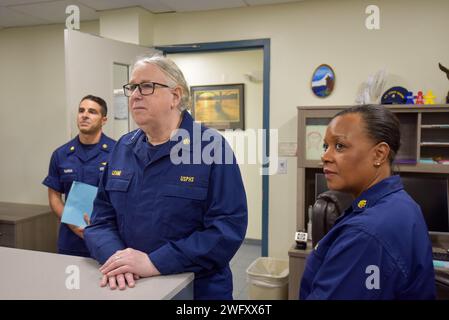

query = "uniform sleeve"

[
  {"left": 42, "top": 151, "right": 63, "bottom": 192},
  {"left": 303, "top": 228, "right": 401, "bottom": 300},
  {"left": 149, "top": 144, "right": 248, "bottom": 275},
  {"left": 84, "top": 165, "right": 126, "bottom": 264}
]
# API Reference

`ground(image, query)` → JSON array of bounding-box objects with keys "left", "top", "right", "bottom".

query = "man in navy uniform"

[
  {"left": 43, "top": 95, "right": 116, "bottom": 257},
  {"left": 84, "top": 56, "right": 248, "bottom": 299}
]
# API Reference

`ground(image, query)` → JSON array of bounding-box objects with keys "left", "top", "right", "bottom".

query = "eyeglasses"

[{"left": 123, "top": 82, "right": 170, "bottom": 97}]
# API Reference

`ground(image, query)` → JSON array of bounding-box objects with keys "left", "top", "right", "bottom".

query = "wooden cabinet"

[
  {"left": 0, "top": 202, "right": 58, "bottom": 253},
  {"left": 288, "top": 243, "right": 312, "bottom": 299}
]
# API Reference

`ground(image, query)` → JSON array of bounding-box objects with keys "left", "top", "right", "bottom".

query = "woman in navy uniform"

[
  {"left": 84, "top": 56, "right": 248, "bottom": 299},
  {"left": 300, "top": 105, "right": 435, "bottom": 299},
  {"left": 43, "top": 95, "right": 116, "bottom": 257}
]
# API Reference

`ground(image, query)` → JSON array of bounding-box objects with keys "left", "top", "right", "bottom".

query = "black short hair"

[
  {"left": 80, "top": 95, "right": 108, "bottom": 116},
  {"left": 333, "top": 105, "right": 401, "bottom": 165}
]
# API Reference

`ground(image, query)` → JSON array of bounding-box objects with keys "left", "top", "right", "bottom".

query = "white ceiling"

[{"left": 0, "top": 0, "right": 303, "bottom": 28}]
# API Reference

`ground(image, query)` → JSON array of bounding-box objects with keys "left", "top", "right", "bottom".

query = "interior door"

[{"left": 64, "top": 29, "right": 160, "bottom": 140}]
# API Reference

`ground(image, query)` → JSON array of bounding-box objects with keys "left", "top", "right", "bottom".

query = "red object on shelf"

[{"left": 415, "top": 91, "right": 424, "bottom": 104}]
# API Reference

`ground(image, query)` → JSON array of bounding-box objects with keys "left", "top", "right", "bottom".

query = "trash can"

[{"left": 246, "top": 257, "right": 289, "bottom": 300}]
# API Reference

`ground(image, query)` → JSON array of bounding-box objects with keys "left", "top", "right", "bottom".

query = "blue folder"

[{"left": 61, "top": 181, "right": 98, "bottom": 228}]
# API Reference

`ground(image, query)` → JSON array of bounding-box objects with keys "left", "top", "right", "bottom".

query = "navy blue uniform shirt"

[
  {"left": 43, "top": 133, "right": 116, "bottom": 257},
  {"left": 84, "top": 112, "right": 248, "bottom": 300},
  {"left": 300, "top": 175, "right": 436, "bottom": 300}
]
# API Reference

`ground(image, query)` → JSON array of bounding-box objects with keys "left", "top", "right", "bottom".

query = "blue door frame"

[{"left": 156, "top": 39, "right": 270, "bottom": 256}]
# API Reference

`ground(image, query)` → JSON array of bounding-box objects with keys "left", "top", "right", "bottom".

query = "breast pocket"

[
  {"left": 59, "top": 169, "right": 78, "bottom": 193},
  {"left": 302, "top": 244, "right": 330, "bottom": 288},
  {"left": 105, "top": 177, "right": 132, "bottom": 192},
  {"left": 83, "top": 166, "right": 102, "bottom": 186},
  {"left": 104, "top": 172, "right": 134, "bottom": 234},
  {"left": 158, "top": 184, "right": 208, "bottom": 238}
]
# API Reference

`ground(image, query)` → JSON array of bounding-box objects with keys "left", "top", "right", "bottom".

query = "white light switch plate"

[{"left": 278, "top": 159, "right": 287, "bottom": 174}]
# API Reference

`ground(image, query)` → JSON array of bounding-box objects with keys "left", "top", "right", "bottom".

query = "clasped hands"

[{"left": 98, "top": 247, "right": 160, "bottom": 290}]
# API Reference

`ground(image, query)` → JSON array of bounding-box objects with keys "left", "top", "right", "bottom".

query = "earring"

[{"left": 375, "top": 162, "right": 381, "bottom": 167}]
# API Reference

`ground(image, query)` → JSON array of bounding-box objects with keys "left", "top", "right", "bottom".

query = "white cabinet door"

[{"left": 64, "top": 29, "right": 160, "bottom": 140}]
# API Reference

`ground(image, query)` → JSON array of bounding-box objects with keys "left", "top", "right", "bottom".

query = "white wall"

[
  {"left": 99, "top": 7, "right": 154, "bottom": 46},
  {"left": 169, "top": 50, "right": 264, "bottom": 240},
  {"left": 153, "top": 0, "right": 449, "bottom": 258},
  {"left": 0, "top": 21, "right": 99, "bottom": 205},
  {"left": 80, "top": 20, "right": 100, "bottom": 36},
  {"left": 0, "top": 24, "right": 66, "bottom": 205}
]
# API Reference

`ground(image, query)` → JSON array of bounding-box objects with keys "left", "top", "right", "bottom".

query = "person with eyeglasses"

[
  {"left": 84, "top": 55, "right": 248, "bottom": 300},
  {"left": 42, "top": 95, "right": 116, "bottom": 257}
]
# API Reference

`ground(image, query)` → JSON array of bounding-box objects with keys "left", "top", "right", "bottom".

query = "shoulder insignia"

[{"left": 358, "top": 200, "right": 367, "bottom": 209}]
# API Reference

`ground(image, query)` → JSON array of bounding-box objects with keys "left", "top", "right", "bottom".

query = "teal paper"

[
  {"left": 61, "top": 181, "right": 98, "bottom": 228},
  {"left": 433, "top": 260, "right": 449, "bottom": 269}
]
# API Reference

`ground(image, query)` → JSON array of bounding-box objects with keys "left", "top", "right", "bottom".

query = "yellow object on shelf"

[{"left": 424, "top": 90, "right": 436, "bottom": 105}]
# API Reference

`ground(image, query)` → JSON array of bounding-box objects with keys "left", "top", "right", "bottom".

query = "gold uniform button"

[
  {"left": 358, "top": 200, "right": 367, "bottom": 208},
  {"left": 183, "top": 138, "right": 190, "bottom": 145},
  {"left": 70, "top": 146, "right": 75, "bottom": 151},
  {"left": 102, "top": 144, "right": 108, "bottom": 149}
]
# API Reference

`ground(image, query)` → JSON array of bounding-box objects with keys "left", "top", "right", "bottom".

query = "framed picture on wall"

[
  {"left": 311, "top": 64, "right": 335, "bottom": 98},
  {"left": 190, "top": 83, "right": 245, "bottom": 130}
]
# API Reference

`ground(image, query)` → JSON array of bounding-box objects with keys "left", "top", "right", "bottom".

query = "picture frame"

[
  {"left": 311, "top": 64, "right": 335, "bottom": 98},
  {"left": 190, "top": 83, "right": 245, "bottom": 130}
]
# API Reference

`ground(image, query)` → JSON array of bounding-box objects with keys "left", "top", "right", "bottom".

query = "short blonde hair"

[{"left": 132, "top": 54, "right": 191, "bottom": 111}]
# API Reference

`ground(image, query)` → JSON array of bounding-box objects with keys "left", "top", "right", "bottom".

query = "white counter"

[{"left": 0, "top": 246, "right": 193, "bottom": 300}]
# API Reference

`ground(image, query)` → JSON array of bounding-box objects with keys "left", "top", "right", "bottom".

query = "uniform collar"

[
  {"left": 66, "top": 133, "right": 111, "bottom": 162},
  {"left": 98, "top": 133, "right": 113, "bottom": 153},
  {"left": 128, "top": 111, "right": 200, "bottom": 165},
  {"left": 350, "top": 175, "right": 403, "bottom": 214},
  {"left": 174, "top": 111, "right": 203, "bottom": 154}
]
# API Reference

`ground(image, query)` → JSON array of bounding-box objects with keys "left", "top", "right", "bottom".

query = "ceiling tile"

[
  {"left": 0, "top": 0, "right": 304, "bottom": 28},
  {"left": 76, "top": 0, "right": 173, "bottom": 13},
  {"left": 244, "top": 0, "right": 302, "bottom": 5},
  {"left": 0, "top": 0, "right": 53, "bottom": 5},
  {"left": 10, "top": 0, "right": 98, "bottom": 24},
  {"left": 160, "top": 0, "right": 246, "bottom": 12},
  {"left": 137, "top": 0, "right": 176, "bottom": 13},
  {"left": 76, "top": 0, "right": 139, "bottom": 11}
]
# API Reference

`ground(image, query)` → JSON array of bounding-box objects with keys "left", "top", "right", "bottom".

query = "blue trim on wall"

[
  {"left": 157, "top": 39, "right": 270, "bottom": 257},
  {"left": 261, "top": 40, "right": 270, "bottom": 257}
]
